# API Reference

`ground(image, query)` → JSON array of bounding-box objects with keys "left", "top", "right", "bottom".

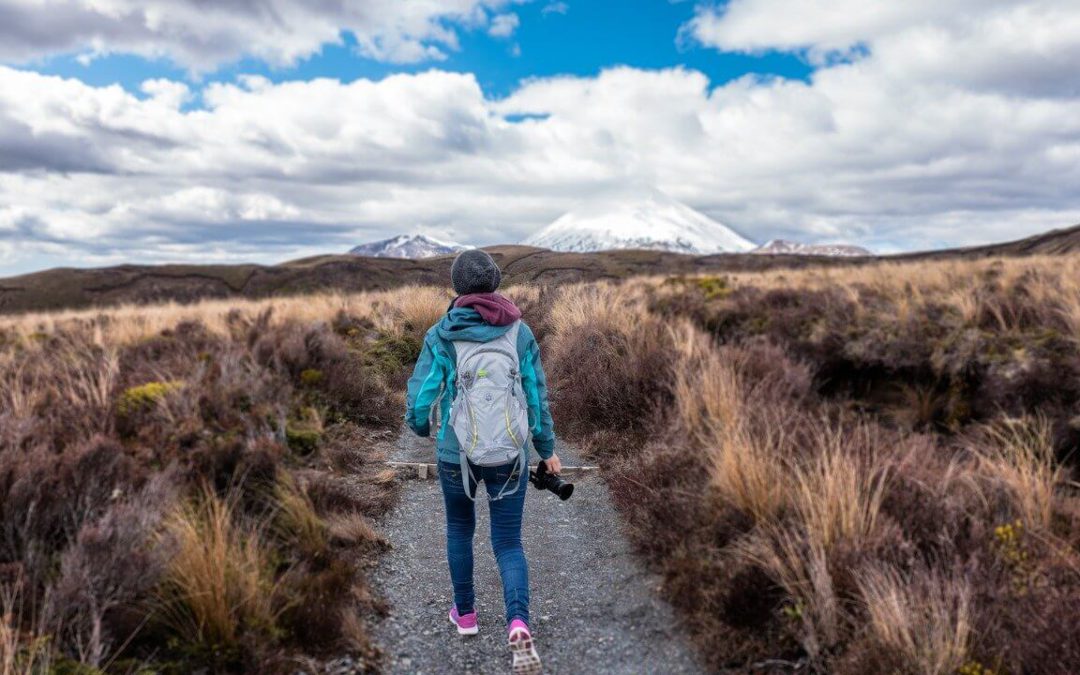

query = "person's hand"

[{"left": 543, "top": 453, "right": 562, "bottom": 474}]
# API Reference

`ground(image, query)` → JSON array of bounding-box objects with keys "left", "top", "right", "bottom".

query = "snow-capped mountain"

[
  {"left": 349, "top": 234, "right": 470, "bottom": 259},
  {"left": 524, "top": 191, "right": 755, "bottom": 254},
  {"left": 752, "top": 240, "right": 873, "bottom": 257}
]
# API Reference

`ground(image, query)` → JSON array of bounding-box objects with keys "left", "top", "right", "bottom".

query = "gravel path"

[{"left": 370, "top": 431, "right": 702, "bottom": 674}]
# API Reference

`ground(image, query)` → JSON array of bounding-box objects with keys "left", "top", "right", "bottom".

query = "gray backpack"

[{"left": 449, "top": 320, "right": 530, "bottom": 501}]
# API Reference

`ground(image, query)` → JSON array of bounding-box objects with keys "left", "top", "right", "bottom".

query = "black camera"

[{"left": 529, "top": 460, "right": 574, "bottom": 501}]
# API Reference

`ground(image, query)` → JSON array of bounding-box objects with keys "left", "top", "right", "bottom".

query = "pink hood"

[{"left": 454, "top": 292, "right": 522, "bottom": 327}]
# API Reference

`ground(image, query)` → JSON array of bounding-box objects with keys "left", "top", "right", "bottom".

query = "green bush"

[
  {"left": 117, "top": 380, "right": 183, "bottom": 417},
  {"left": 286, "top": 424, "right": 322, "bottom": 455},
  {"left": 365, "top": 332, "right": 422, "bottom": 378}
]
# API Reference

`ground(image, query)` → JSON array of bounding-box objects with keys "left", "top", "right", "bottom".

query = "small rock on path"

[{"left": 370, "top": 430, "right": 701, "bottom": 674}]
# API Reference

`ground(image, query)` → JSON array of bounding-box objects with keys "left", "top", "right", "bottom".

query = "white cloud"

[
  {"left": 140, "top": 79, "right": 192, "bottom": 109},
  {"left": 0, "top": 0, "right": 521, "bottom": 70},
  {"left": 2, "top": 0, "right": 1080, "bottom": 273},
  {"left": 489, "top": 13, "right": 520, "bottom": 38},
  {"left": 686, "top": 0, "right": 1080, "bottom": 96},
  {"left": 541, "top": 2, "right": 569, "bottom": 16}
]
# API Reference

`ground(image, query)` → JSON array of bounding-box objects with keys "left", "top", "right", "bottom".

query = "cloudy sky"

[{"left": 2, "top": 0, "right": 1079, "bottom": 274}]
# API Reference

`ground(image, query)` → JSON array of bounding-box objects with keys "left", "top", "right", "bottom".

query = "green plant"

[
  {"left": 116, "top": 380, "right": 183, "bottom": 417},
  {"left": 993, "top": 520, "right": 1036, "bottom": 592},
  {"left": 694, "top": 276, "right": 732, "bottom": 301},
  {"left": 285, "top": 407, "right": 324, "bottom": 455},
  {"left": 958, "top": 660, "right": 996, "bottom": 675},
  {"left": 365, "top": 332, "right": 422, "bottom": 378},
  {"left": 285, "top": 425, "right": 321, "bottom": 455}
]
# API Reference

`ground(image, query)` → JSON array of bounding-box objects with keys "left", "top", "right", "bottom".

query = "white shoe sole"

[
  {"left": 448, "top": 610, "right": 479, "bottom": 636},
  {"left": 509, "top": 629, "right": 542, "bottom": 675}
]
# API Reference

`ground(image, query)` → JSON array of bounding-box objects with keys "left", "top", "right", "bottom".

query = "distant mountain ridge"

[
  {"left": 349, "top": 234, "right": 469, "bottom": 259},
  {"left": 3, "top": 223, "right": 1079, "bottom": 315},
  {"left": 525, "top": 191, "right": 756, "bottom": 254},
  {"left": 753, "top": 239, "right": 873, "bottom": 257}
]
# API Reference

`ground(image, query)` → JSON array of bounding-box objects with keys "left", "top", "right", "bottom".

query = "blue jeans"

[{"left": 438, "top": 459, "right": 530, "bottom": 625}]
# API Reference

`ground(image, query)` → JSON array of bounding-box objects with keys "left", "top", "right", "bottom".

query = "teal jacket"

[{"left": 405, "top": 308, "right": 556, "bottom": 464}]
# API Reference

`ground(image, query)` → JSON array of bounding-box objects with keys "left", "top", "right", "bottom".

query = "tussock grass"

[
  {"left": 155, "top": 487, "right": 279, "bottom": 652},
  {"left": 271, "top": 472, "right": 328, "bottom": 557},
  {"left": 855, "top": 565, "right": 972, "bottom": 675},
  {"left": 791, "top": 424, "right": 889, "bottom": 551},
  {"left": 670, "top": 322, "right": 743, "bottom": 438},
  {"left": 379, "top": 285, "right": 452, "bottom": 341},
  {"left": 973, "top": 416, "right": 1063, "bottom": 530},
  {"left": 325, "top": 512, "right": 386, "bottom": 548},
  {"left": 707, "top": 421, "right": 791, "bottom": 524},
  {"left": 733, "top": 529, "right": 840, "bottom": 661}
]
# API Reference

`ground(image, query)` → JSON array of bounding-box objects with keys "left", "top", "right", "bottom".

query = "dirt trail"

[{"left": 371, "top": 430, "right": 702, "bottom": 674}]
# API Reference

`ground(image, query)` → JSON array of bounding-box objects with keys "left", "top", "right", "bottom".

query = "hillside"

[
  {"left": 891, "top": 222, "right": 1080, "bottom": 259},
  {"left": 0, "top": 246, "right": 859, "bottom": 314},
  {"left": 2, "top": 223, "right": 1079, "bottom": 314}
]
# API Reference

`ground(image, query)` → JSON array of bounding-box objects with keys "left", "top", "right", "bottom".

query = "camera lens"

[{"left": 555, "top": 481, "right": 574, "bottom": 501}]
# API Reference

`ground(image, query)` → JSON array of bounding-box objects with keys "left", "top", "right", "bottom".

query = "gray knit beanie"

[{"left": 451, "top": 249, "right": 501, "bottom": 295}]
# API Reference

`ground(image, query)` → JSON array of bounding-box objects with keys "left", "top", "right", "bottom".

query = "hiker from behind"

[{"left": 405, "top": 249, "right": 558, "bottom": 675}]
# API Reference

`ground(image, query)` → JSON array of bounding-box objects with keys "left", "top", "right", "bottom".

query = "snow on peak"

[
  {"left": 524, "top": 190, "right": 755, "bottom": 254},
  {"left": 349, "top": 234, "right": 470, "bottom": 259},
  {"left": 752, "top": 239, "right": 873, "bottom": 257}
]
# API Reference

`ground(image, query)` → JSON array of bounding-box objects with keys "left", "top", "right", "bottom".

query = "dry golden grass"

[
  {"left": 707, "top": 422, "right": 792, "bottom": 524},
  {"left": 734, "top": 529, "right": 839, "bottom": 661},
  {"left": 379, "top": 285, "right": 452, "bottom": 341},
  {"left": 0, "top": 285, "right": 451, "bottom": 348},
  {"left": 669, "top": 324, "right": 793, "bottom": 521},
  {"left": 272, "top": 472, "right": 327, "bottom": 556},
  {"left": 544, "top": 281, "right": 653, "bottom": 347},
  {"left": 689, "top": 254, "right": 1080, "bottom": 339},
  {"left": 791, "top": 424, "right": 889, "bottom": 550},
  {"left": 670, "top": 322, "right": 744, "bottom": 436},
  {"left": 973, "top": 416, "right": 1064, "bottom": 530},
  {"left": 325, "top": 512, "right": 386, "bottom": 548},
  {"left": 155, "top": 487, "right": 280, "bottom": 650},
  {"left": 855, "top": 565, "right": 972, "bottom": 675}
]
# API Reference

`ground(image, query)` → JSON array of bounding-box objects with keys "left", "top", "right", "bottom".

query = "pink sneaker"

[
  {"left": 448, "top": 605, "right": 478, "bottom": 636},
  {"left": 508, "top": 619, "right": 542, "bottom": 674}
]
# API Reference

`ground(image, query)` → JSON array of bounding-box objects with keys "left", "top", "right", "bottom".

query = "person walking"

[{"left": 405, "top": 249, "right": 559, "bottom": 674}]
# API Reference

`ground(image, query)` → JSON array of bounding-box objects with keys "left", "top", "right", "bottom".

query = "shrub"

[
  {"left": 44, "top": 475, "right": 175, "bottom": 667},
  {"left": 116, "top": 380, "right": 183, "bottom": 418},
  {"left": 299, "top": 369, "right": 324, "bottom": 387},
  {"left": 545, "top": 294, "right": 676, "bottom": 445}
]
